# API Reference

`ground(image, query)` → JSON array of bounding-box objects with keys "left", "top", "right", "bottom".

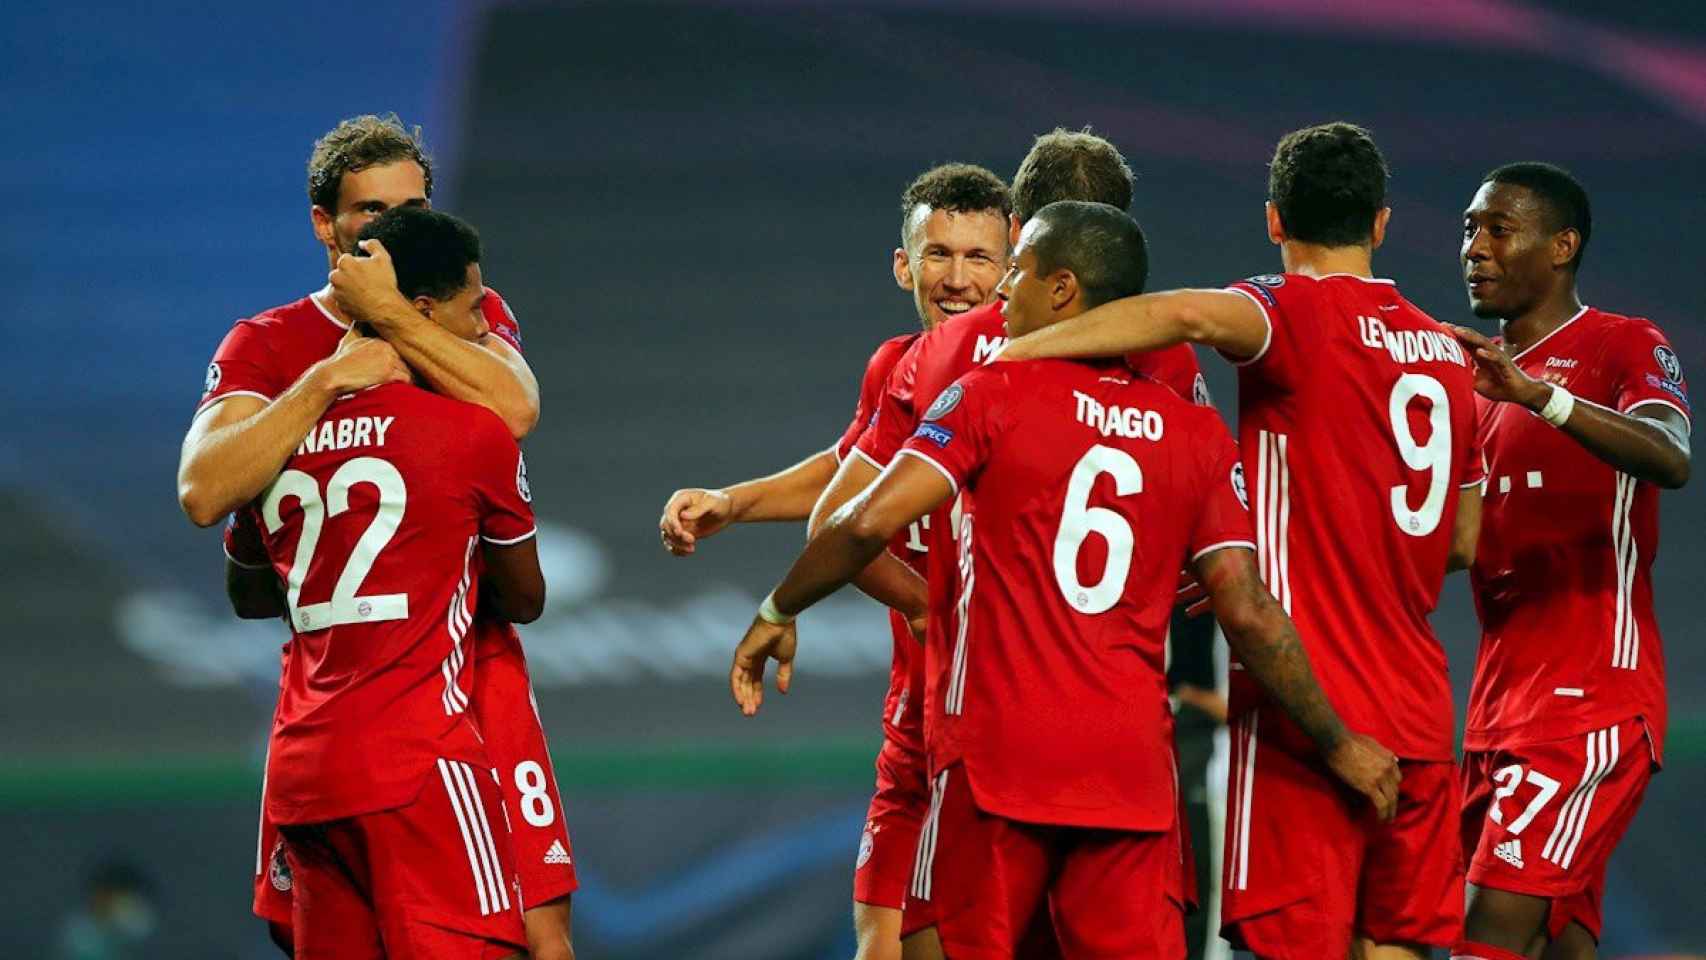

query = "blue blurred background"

[{"left": 4, "top": 1, "right": 1705, "bottom": 956}]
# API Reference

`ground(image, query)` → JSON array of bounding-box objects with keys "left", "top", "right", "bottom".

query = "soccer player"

[
  {"left": 657, "top": 162, "right": 1010, "bottom": 960},
  {"left": 809, "top": 129, "right": 1207, "bottom": 957},
  {"left": 257, "top": 206, "right": 541, "bottom": 958},
  {"left": 1449, "top": 163, "right": 1691, "bottom": 960},
  {"left": 179, "top": 115, "right": 577, "bottom": 959},
  {"left": 730, "top": 201, "right": 1400, "bottom": 959},
  {"left": 996, "top": 123, "right": 1485, "bottom": 960}
]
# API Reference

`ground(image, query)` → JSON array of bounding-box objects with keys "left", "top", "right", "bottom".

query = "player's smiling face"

[
  {"left": 1462, "top": 181, "right": 1561, "bottom": 320},
  {"left": 893, "top": 206, "right": 1009, "bottom": 331},
  {"left": 314, "top": 161, "right": 431, "bottom": 259}
]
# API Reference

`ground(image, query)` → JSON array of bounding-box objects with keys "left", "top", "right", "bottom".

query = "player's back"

[
  {"left": 901, "top": 358, "right": 1249, "bottom": 831},
  {"left": 262, "top": 382, "right": 534, "bottom": 824},
  {"left": 1226, "top": 273, "right": 1482, "bottom": 759}
]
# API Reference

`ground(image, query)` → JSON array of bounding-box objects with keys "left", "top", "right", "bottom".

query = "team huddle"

[{"left": 176, "top": 112, "right": 1688, "bottom": 960}]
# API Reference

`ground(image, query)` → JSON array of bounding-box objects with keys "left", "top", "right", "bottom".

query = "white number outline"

[
  {"left": 1487, "top": 763, "right": 1561, "bottom": 835},
  {"left": 261, "top": 456, "right": 409, "bottom": 632}
]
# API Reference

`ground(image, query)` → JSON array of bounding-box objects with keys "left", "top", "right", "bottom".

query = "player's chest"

[{"left": 1516, "top": 339, "right": 1615, "bottom": 406}]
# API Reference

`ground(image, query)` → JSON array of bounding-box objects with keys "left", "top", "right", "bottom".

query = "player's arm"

[
  {"left": 806, "top": 452, "right": 930, "bottom": 631},
  {"left": 730, "top": 457, "right": 948, "bottom": 715},
  {"left": 658, "top": 448, "right": 840, "bottom": 556},
  {"left": 1194, "top": 545, "right": 1401, "bottom": 821},
  {"left": 482, "top": 537, "right": 546, "bottom": 624},
  {"left": 225, "top": 558, "right": 285, "bottom": 620},
  {"left": 331, "top": 240, "right": 540, "bottom": 440},
  {"left": 998, "top": 289, "right": 1269, "bottom": 364},
  {"left": 177, "top": 331, "right": 409, "bottom": 527},
  {"left": 1452, "top": 324, "right": 1690, "bottom": 489},
  {"left": 1448, "top": 483, "right": 1482, "bottom": 572}
]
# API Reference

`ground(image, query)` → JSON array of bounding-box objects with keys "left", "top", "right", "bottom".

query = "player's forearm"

[
  {"left": 771, "top": 507, "right": 893, "bottom": 618},
  {"left": 721, "top": 449, "right": 840, "bottom": 523},
  {"left": 1214, "top": 583, "right": 1348, "bottom": 754},
  {"left": 1548, "top": 392, "right": 1690, "bottom": 489},
  {"left": 373, "top": 302, "right": 540, "bottom": 439},
  {"left": 849, "top": 552, "right": 929, "bottom": 621},
  {"left": 1002, "top": 293, "right": 1189, "bottom": 362},
  {"left": 178, "top": 372, "right": 339, "bottom": 526}
]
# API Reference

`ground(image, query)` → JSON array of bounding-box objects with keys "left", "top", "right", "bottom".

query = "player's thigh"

[
  {"left": 853, "top": 902, "right": 903, "bottom": 960},
  {"left": 1358, "top": 760, "right": 1464, "bottom": 949},
  {"left": 364, "top": 758, "right": 528, "bottom": 957},
  {"left": 1464, "top": 718, "right": 1651, "bottom": 944},
  {"left": 925, "top": 766, "right": 1053, "bottom": 960},
  {"left": 1051, "top": 827, "right": 1185, "bottom": 960},
  {"left": 1220, "top": 713, "right": 1362, "bottom": 960},
  {"left": 280, "top": 822, "right": 384, "bottom": 960},
  {"left": 476, "top": 656, "right": 580, "bottom": 911},
  {"left": 858, "top": 736, "right": 930, "bottom": 912}
]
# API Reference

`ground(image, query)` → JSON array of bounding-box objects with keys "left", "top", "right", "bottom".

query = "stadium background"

[{"left": 3, "top": 1, "right": 1704, "bottom": 956}]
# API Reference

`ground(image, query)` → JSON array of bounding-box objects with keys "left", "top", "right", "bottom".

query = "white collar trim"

[
  {"left": 1320, "top": 273, "right": 1396, "bottom": 284},
  {"left": 1511, "top": 305, "right": 1591, "bottom": 362},
  {"left": 309, "top": 289, "right": 350, "bottom": 330}
]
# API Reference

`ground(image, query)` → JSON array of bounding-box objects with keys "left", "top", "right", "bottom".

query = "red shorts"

[
  {"left": 1460, "top": 717, "right": 1653, "bottom": 942},
  {"left": 474, "top": 637, "right": 579, "bottom": 910},
  {"left": 280, "top": 758, "right": 527, "bottom": 959},
  {"left": 254, "top": 799, "right": 293, "bottom": 927},
  {"left": 854, "top": 734, "right": 928, "bottom": 913},
  {"left": 1222, "top": 711, "right": 1462, "bottom": 958},
  {"left": 914, "top": 764, "right": 1184, "bottom": 960}
]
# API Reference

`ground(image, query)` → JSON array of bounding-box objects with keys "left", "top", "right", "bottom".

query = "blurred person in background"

[
  {"left": 1451, "top": 163, "right": 1691, "bottom": 960},
  {"left": 55, "top": 859, "right": 156, "bottom": 960},
  {"left": 657, "top": 161, "right": 1011, "bottom": 960}
]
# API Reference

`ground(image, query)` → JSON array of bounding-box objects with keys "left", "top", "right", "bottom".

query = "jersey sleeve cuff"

[
  {"left": 481, "top": 527, "right": 538, "bottom": 546},
  {"left": 895, "top": 448, "right": 959, "bottom": 496},
  {"left": 1622, "top": 397, "right": 1692, "bottom": 434},
  {"left": 223, "top": 544, "right": 272, "bottom": 570},
  {"left": 193, "top": 389, "right": 273, "bottom": 420},
  {"left": 1190, "top": 539, "right": 1257, "bottom": 562},
  {"left": 850, "top": 445, "right": 886, "bottom": 471},
  {"left": 1219, "top": 287, "right": 1275, "bottom": 367}
]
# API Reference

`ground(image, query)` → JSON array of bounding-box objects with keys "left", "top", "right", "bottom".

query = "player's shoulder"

[
  {"left": 1585, "top": 305, "right": 1667, "bottom": 341},
  {"left": 244, "top": 293, "right": 339, "bottom": 330},
  {"left": 927, "top": 302, "right": 1007, "bottom": 356},
  {"left": 867, "top": 331, "right": 920, "bottom": 373},
  {"left": 481, "top": 285, "right": 518, "bottom": 324}
]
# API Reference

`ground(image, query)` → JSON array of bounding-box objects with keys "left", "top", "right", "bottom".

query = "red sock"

[{"left": 1451, "top": 941, "right": 1528, "bottom": 960}]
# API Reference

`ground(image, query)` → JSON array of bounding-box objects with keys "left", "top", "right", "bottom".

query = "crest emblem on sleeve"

[
  {"left": 1655, "top": 345, "right": 1683, "bottom": 383},
  {"left": 204, "top": 362, "right": 222, "bottom": 395},
  {"left": 923, "top": 384, "right": 963, "bottom": 422},
  {"left": 1249, "top": 275, "right": 1286, "bottom": 288},
  {"left": 1231, "top": 462, "right": 1249, "bottom": 510},
  {"left": 1191, "top": 373, "right": 1212, "bottom": 408},
  {"left": 517, "top": 454, "right": 532, "bottom": 503}
]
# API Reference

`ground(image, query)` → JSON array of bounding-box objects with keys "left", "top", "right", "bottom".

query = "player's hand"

[
  {"left": 330, "top": 239, "right": 411, "bottom": 327},
  {"left": 1173, "top": 683, "right": 1227, "bottom": 724},
  {"left": 1447, "top": 324, "right": 1550, "bottom": 410},
  {"left": 730, "top": 615, "right": 797, "bottom": 716},
  {"left": 1325, "top": 732, "right": 1401, "bottom": 822},
  {"left": 317, "top": 326, "right": 411, "bottom": 395},
  {"left": 659, "top": 488, "right": 734, "bottom": 555}
]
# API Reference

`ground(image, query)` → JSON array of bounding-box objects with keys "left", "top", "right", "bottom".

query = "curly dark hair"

[
  {"left": 1011, "top": 128, "right": 1134, "bottom": 224},
  {"left": 307, "top": 113, "right": 434, "bottom": 211},
  {"left": 356, "top": 207, "right": 480, "bottom": 302},
  {"left": 899, "top": 163, "right": 1011, "bottom": 249},
  {"left": 1483, "top": 161, "right": 1592, "bottom": 271},
  {"left": 1268, "top": 122, "right": 1388, "bottom": 248}
]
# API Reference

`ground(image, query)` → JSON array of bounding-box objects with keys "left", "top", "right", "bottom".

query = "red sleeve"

[
  {"left": 196, "top": 319, "right": 282, "bottom": 416},
  {"left": 1127, "top": 344, "right": 1210, "bottom": 407},
  {"left": 1607, "top": 318, "right": 1691, "bottom": 426},
  {"left": 1189, "top": 420, "right": 1257, "bottom": 561},
  {"left": 223, "top": 506, "right": 271, "bottom": 569},
  {"left": 469, "top": 411, "right": 538, "bottom": 544},
  {"left": 852, "top": 338, "right": 923, "bottom": 468},
  {"left": 836, "top": 337, "right": 909, "bottom": 461},
  {"left": 896, "top": 367, "right": 1005, "bottom": 496},
  {"left": 1221, "top": 275, "right": 1302, "bottom": 388},
  {"left": 1460, "top": 406, "right": 1488, "bottom": 490},
  {"left": 481, "top": 288, "right": 524, "bottom": 354}
]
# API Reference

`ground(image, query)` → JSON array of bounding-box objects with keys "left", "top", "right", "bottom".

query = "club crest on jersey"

[
  {"left": 1249, "top": 274, "right": 1286, "bottom": 288},
  {"left": 1655, "top": 345, "right": 1683, "bottom": 383},
  {"left": 924, "top": 384, "right": 963, "bottom": 421},
  {"left": 269, "top": 838, "right": 292, "bottom": 892},
  {"left": 1231, "top": 462, "right": 1248, "bottom": 510},
  {"left": 203, "top": 362, "right": 222, "bottom": 396},
  {"left": 913, "top": 423, "right": 954, "bottom": 447},
  {"left": 517, "top": 454, "right": 532, "bottom": 503},
  {"left": 856, "top": 825, "right": 876, "bottom": 870}
]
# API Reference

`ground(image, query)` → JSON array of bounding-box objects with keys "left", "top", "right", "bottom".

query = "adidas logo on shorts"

[
  {"left": 1493, "top": 838, "right": 1524, "bottom": 870},
  {"left": 544, "top": 839, "right": 573, "bottom": 865}
]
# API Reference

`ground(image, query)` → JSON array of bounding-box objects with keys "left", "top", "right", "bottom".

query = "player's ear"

[
  {"left": 893, "top": 247, "right": 915, "bottom": 292},
  {"left": 1264, "top": 202, "right": 1286, "bottom": 246},
  {"left": 412, "top": 295, "right": 437, "bottom": 320},
  {"left": 1551, "top": 227, "right": 1581, "bottom": 271},
  {"left": 1370, "top": 207, "right": 1392, "bottom": 252},
  {"left": 1051, "top": 270, "right": 1077, "bottom": 311},
  {"left": 311, "top": 205, "right": 336, "bottom": 249},
  {"left": 1009, "top": 214, "right": 1024, "bottom": 250}
]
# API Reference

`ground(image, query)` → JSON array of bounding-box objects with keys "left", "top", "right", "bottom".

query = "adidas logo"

[
  {"left": 1493, "top": 838, "right": 1524, "bottom": 870},
  {"left": 543, "top": 839, "right": 572, "bottom": 865}
]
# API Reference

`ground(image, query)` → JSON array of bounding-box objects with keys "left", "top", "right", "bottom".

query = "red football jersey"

[
  {"left": 835, "top": 333, "right": 919, "bottom": 462},
  {"left": 898, "top": 359, "right": 1252, "bottom": 830},
  {"left": 1465, "top": 306, "right": 1690, "bottom": 762},
  {"left": 1224, "top": 273, "right": 1484, "bottom": 761},
  {"left": 196, "top": 286, "right": 523, "bottom": 417},
  {"left": 262, "top": 383, "right": 537, "bottom": 824}
]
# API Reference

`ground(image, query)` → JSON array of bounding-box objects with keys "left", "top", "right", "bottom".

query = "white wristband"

[
  {"left": 1538, "top": 384, "right": 1575, "bottom": 427},
  {"left": 758, "top": 592, "right": 795, "bottom": 626}
]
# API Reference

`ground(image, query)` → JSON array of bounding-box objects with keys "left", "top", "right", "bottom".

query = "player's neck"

[
  {"left": 1499, "top": 285, "right": 1583, "bottom": 355},
  {"left": 1278, "top": 241, "right": 1374, "bottom": 280},
  {"left": 312, "top": 284, "right": 353, "bottom": 326}
]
